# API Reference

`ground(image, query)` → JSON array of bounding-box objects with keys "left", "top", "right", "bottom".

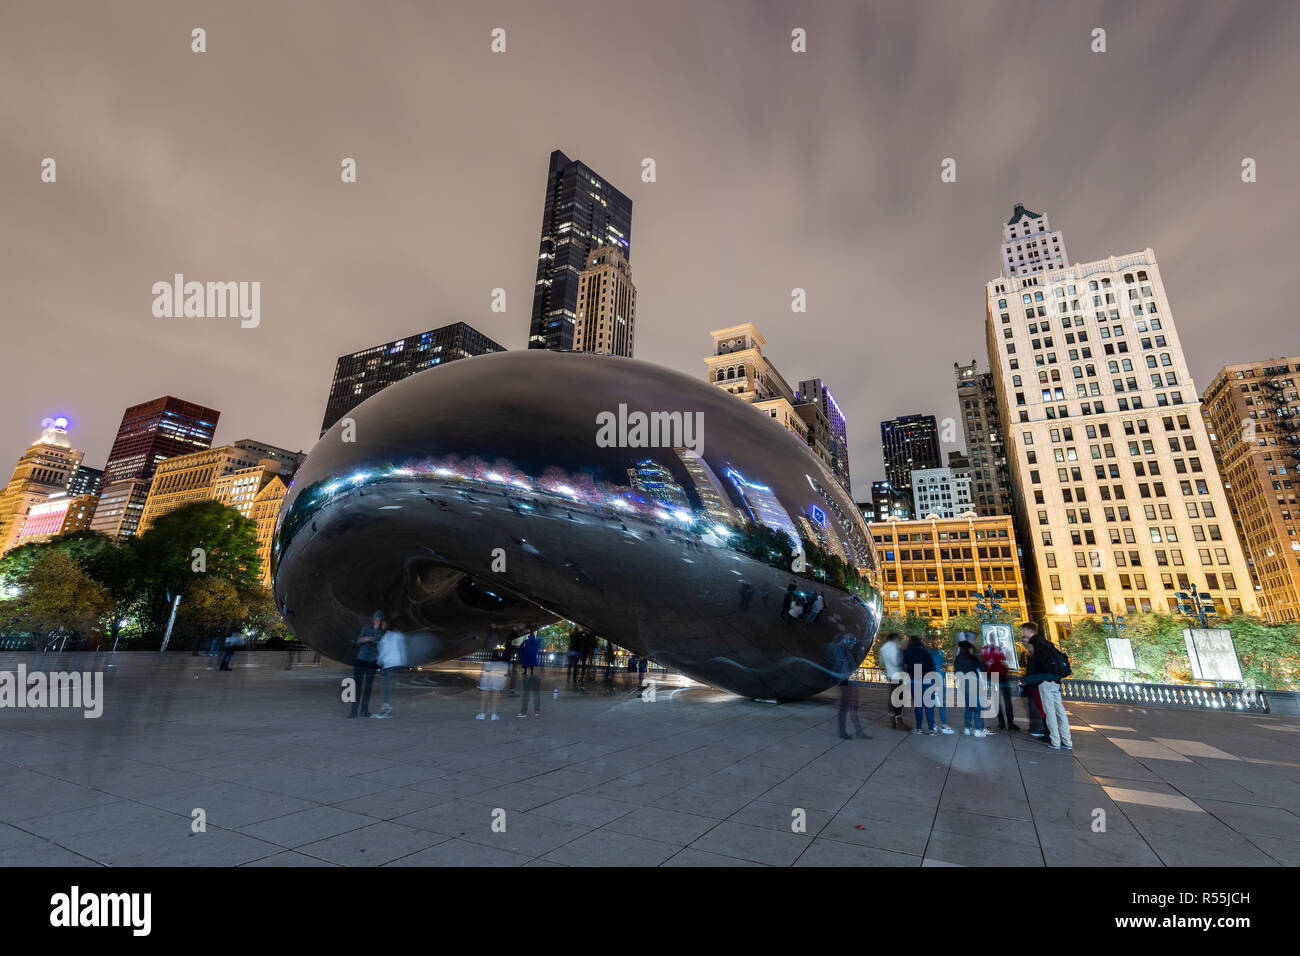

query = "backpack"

[{"left": 1051, "top": 647, "right": 1072, "bottom": 679}]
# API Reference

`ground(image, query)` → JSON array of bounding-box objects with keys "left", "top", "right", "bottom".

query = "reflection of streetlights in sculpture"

[{"left": 274, "top": 351, "right": 882, "bottom": 700}]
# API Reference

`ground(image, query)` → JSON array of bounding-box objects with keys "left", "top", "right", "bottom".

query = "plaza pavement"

[{"left": 1, "top": 652, "right": 1298, "bottom": 867}]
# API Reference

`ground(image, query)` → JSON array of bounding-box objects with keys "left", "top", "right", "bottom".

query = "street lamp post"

[
  {"left": 974, "top": 586, "right": 1004, "bottom": 626},
  {"left": 1174, "top": 584, "right": 1217, "bottom": 629}
]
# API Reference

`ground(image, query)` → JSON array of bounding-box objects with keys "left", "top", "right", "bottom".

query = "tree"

[
  {"left": 1, "top": 551, "right": 112, "bottom": 649},
  {"left": 174, "top": 576, "right": 249, "bottom": 649},
  {"left": 132, "top": 501, "right": 262, "bottom": 644}
]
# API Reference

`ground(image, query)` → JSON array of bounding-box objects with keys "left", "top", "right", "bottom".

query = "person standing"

[
  {"left": 516, "top": 630, "right": 543, "bottom": 718},
  {"left": 977, "top": 630, "right": 1020, "bottom": 732},
  {"left": 349, "top": 611, "right": 385, "bottom": 718},
  {"left": 953, "top": 639, "right": 987, "bottom": 737},
  {"left": 831, "top": 635, "right": 871, "bottom": 740},
  {"left": 926, "top": 642, "right": 955, "bottom": 734},
  {"left": 878, "top": 633, "right": 908, "bottom": 730},
  {"left": 373, "top": 628, "right": 405, "bottom": 719},
  {"left": 902, "top": 636, "right": 938, "bottom": 735},
  {"left": 1024, "top": 625, "right": 1073, "bottom": 750}
]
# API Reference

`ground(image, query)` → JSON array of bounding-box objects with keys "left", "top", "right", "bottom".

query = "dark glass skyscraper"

[
  {"left": 101, "top": 396, "right": 221, "bottom": 485},
  {"left": 879, "top": 414, "right": 941, "bottom": 498},
  {"left": 527, "top": 150, "right": 632, "bottom": 352},
  {"left": 320, "top": 322, "right": 505, "bottom": 435}
]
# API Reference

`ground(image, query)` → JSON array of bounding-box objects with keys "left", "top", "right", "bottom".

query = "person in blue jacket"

[
  {"left": 902, "top": 636, "right": 938, "bottom": 735},
  {"left": 516, "top": 630, "right": 543, "bottom": 718},
  {"left": 926, "top": 642, "right": 955, "bottom": 734}
]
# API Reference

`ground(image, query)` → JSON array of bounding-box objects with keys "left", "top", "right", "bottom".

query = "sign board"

[
  {"left": 1106, "top": 637, "right": 1135, "bottom": 671},
  {"left": 980, "top": 623, "right": 1018, "bottom": 671},
  {"left": 1182, "top": 628, "right": 1242, "bottom": 682}
]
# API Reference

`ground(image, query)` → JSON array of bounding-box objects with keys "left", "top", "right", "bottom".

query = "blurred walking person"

[
  {"left": 878, "top": 633, "right": 907, "bottom": 730},
  {"left": 903, "top": 636, "right": 938, "bottom": 735},
  {"left": 516, "top": 630, "right": 543, "bottom": 718},
  {"left": 349, "top": 611, "right": 385, "bottom": 718},
  {"left": 953, "top": 639, "right": 987, "bottom": 737},
  {"left": 831, "top": 635, "right": 870, "bottom": 740}
]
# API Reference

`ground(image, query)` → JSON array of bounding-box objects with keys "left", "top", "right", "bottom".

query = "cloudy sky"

[{"left": 3, "top": 0, "right": 1298, "bottom": 497}]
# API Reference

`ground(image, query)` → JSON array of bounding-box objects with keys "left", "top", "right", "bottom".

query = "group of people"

[
  {"left": 781, "top": 583, "right": 827, "bottom": 623},
  {"left": 348, "top": 611, "right": 403, "bottom": 719},
  {"left": 839, "top": 622, "right": 1073, "bottom": 749}
]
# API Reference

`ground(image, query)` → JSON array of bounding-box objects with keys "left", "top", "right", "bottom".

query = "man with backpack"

[{"left": 1023, "top": 624, "right": 1073, "bottom": 751}]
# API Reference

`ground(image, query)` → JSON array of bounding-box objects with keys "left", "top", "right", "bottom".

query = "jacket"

[
  {"left": 979, "top": 643, "right": 1009, "bottom": 676},
  {"left": 519, "top": 635, "right": 540, "bottom": 668},
  {"left": 901, "top": 645, "right": 935, "bottom": 682},
  {"left": 1022, "top": 639, "right": 1060, "bottom": 686},
  {"left": 953, "top": 650, "right": 982, "bottom": 675},
  {"left": 830, "top": 640, "right": 862, "bottom": 681},
  {"left": 878, "top": 640, "right": 905, "bottom": 680}
]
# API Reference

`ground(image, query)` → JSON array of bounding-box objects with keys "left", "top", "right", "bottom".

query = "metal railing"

[
  {"left": 851, "top": 669, "right": 1277, "bottom": 714},
  {"left": 1059, "top": 678, "right": 1270, "bottom": 713}
]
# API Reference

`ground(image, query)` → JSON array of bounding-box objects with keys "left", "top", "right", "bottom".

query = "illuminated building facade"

[
  {"left": 320, "top": 322, "right": 505, "bottom": 436},
  {"left": 954, "top": 359, "right": 1014, "bottom": 515},
  {"left": 100, "top": 396, "right": 220, "bottom": 486},
  {"left": 137, "top": 441, "right": 304, "bottom": 533},
  {"left": 1001, "top": 203, "right": 1070, "bottom": 279},
  {"left": 705, "top": 324, "right": 810, "bottom": 444},
  {"left": 795, "top": 378, "right": 852, "bottom": 495},
  {"left": 880, "top": 414, "right": 941, "bottom": 504},
  {"left": 13, "top": 493, "right": 97, "bottom": 547},
  {"left": 0, "top": 418, "right": 86, "bottom": 554},
  {"left": 573, "top": 245, "right": 636, "bottom": 357},
  {"left": 1202, "top": 357, "right": 1300, "bottom": 622},
  {"left": 911, "top": 466, "right": 973, "bottom": 519},
  {"left": 871, "top": 514, "right": 1029, "bottom": 625},
  {"left": 250, "top": 474, "right": 290, "bottom": 587},
  {"left": 985, "top": 207, "right": 1257, "bottom": 638},
  {"left": 527, "top": 150, "right": 633, "bottom": 352}
]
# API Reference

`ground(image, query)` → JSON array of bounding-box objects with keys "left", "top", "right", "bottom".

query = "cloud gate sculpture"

[{"left": 273, "top": 351, "right": 882, "bottom": 700}]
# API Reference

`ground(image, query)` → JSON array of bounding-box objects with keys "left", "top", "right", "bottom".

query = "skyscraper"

[
  {"left": 1001, "top": 203, "right": 1070, "bottom": 279},
  {"left": 320, "top": 322, "right": 506, "bottom": 435},
  {"left": 100, "top": 396, "right": 220, "bottom": 486},
  {"left": 954, "top": 359, "right": 1013, "bottom": 515},
  {"left": 573, "top": 245, "right": 637, "bottom": 357},
  {"left": 1202, "top": 357, "right": 1300, "bottom": 623},
  {"left": 90, "top": 396, "right": 220, "bottom": 539},
  {"left": 985, "top": 205, "right": 1257, "bottom": 638},
  {"left": 796, "top": 378, "right": 851, "bottom": 495},
  {"left": 0, "top": 418, "right": 86, "bottom": 554},
  {"left": 879, "top": 414, "right": 941, "bottom": 501},
  {"left": 527, "top": 150, "right": 632, "bottom": 352}
]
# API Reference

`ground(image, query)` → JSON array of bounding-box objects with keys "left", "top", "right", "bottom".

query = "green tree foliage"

[
  {"left": 0, "top": 550, "right": 112, "bottom": 648},
  {"left": 132, "top": 501, "right": 262, "bottom": 645},
  {"left": 174, "top": 576, "right": 250, "bottom": 649}
]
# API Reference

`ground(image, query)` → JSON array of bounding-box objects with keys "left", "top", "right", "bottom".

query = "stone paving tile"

[
  {"left": 688, "top": 820, "right": 812, "bottom": 866},
  {"left": 4, "top": 653, "right": 1300, "bottom": 867}
]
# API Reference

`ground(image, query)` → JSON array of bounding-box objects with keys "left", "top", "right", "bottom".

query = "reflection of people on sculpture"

[
  {"left": 349, "top": 611, "right": 385, "bottom": 718},
  {"left": 738, "top": 581, "right": 754, "bottom": 609}
]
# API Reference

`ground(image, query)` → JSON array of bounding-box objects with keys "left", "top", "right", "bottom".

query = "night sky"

[{"left": 3, "top": 0, "right": 1298, "bottom": 498}]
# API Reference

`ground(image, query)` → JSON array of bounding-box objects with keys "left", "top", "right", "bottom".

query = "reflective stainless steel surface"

[{"left": 274, "top": 350, "right": 881, "bottom": 700}]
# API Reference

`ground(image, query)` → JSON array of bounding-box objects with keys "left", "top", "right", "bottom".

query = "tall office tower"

[
  {"left": 796, "top": 379, "right": 851, "bottom": 495},
  {"left": 250, "top": 474, "right": 291, "bottom": 587},
  {"left": 1202, "top": 358, "right": 1300, "bottom": 623},
  {"left": 1001, "top": 203, "right": 1070, "bottom": 279},
  {"left": 100, "top": 396, "right": 220, "bottom": 486},
  {"left": 90, "top": 396, "right": 220, "bottom": 539},
  {"left": 320, "top": 322, "right": 505, "bottom": 435},
  {"left": 705, "top": 324, "right": 810, "bottom": 444},
  {"left": 985, "top": 209, "right": 1257, "bottom": 639},
  {"left": 954, "top": 360, "right": 1014, "bottom": 515},
  {"left": 137, "top": 440, "right": 305, "bottom": 533},
  {"left": 573, "top": 245, "right": 637, "bottom": 357},
  {"left": 65, "top": 464, "right": 103, "bottom": 497},
  {"left": 880, "top": 414, "right": 941, "bottom": 505},
  {"left": 527, "top": 150, "right": 633, "bottom": 352},
  {"left": 0, "top": 418, "right": 86, "bottom": 554}
]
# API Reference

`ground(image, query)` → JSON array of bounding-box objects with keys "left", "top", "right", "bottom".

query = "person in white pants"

[{"left": 1025, "top": 626, "right": 1073, "bottom": 750}]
